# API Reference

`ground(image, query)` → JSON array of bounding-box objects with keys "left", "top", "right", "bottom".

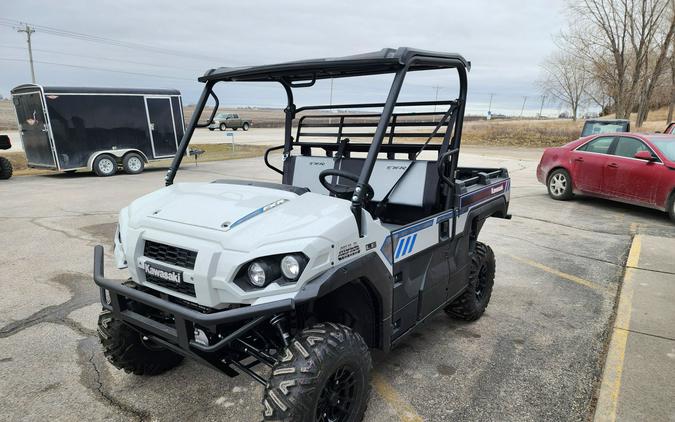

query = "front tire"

[
  {"left": 219, "top": 123, "right": 227, "bottom": 131},
  {"left": 547, "top": 168, "right": 574, "bottom": 200},
  {"left": 445, "top": 242, "right": 495, "bottom": 321},
  {"left": 0, "top": 156, "right": 13, "bottom": 179},
  {"left": 93, "top": 154, "right": 117, "bottom": 177},
  {"left": 97, "top": 310, "right": 183, "bottom": 375},
  {"left": 668, "top": 192, "right": 675, "bottom": 222},
  {"left": 122, "top": 153, "right": 145, "bottom": 174},
  {"left": 263, "top": 323, "right": 372, "bottom": 422}
]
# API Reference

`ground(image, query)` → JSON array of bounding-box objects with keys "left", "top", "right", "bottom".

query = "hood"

[
  {"left": 130, "top": 183, "right": 297, "bottom": 231},
  {"left": 126, "top": 182, "right": 357, "bottom": 251}
]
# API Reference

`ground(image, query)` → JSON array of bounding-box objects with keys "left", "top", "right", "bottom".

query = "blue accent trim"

[
  {"left": 407, "top": 234, "right": 417, "bottom": 254},
  {"left": 229, "top": 207, "right": 264, "bottom": 228},
  {"left": 392, "top": 219, "right": 434, "bottom": 237},
  {"left": 394, "top": 238, "right": 406, "bottom": 259},
  {"left": 435, "top": 210, "right": 454, "bottom": 223}
]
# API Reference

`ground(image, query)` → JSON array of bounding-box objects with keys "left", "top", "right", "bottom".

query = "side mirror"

[{"left": 634, "top": 150, "right": 655, "bottom": 161}]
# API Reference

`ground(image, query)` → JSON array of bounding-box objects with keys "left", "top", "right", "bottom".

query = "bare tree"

[
  {"left": 669, "top": 49, "right": 675, "bottom": 122},
  {"left": 633, "top": 0, "right": 675, "bottom": 126},
  {"left": 563, "top": 0, "right": 674, "bottom": 124},
  {"left": 538, "top": 51, "right": 590, "bottom": 121}
]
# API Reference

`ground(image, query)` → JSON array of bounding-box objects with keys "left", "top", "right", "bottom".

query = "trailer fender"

[{"left": 87, "top": 149, "right": 149, "bottom": 169}]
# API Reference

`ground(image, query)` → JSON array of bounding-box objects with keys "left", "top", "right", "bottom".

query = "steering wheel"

[{"left": 319, "top": 169, "right": 374, "bottom": 200}]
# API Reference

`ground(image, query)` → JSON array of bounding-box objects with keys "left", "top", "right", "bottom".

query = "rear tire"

[
  {"left": 97, "top": 310, "right": 183, "bottom": 375},
  {"left": 445, "top": 242, "right": 495, "bottom": 321},
  {"left": 0, "top": 156, "right": 13, "bottom": 180},
  {"left": 122, "top": 153, "right": 145, "bottom": 174},
  {"left": 547, "top": 168, "right": 574, "bottom": 200},
  {"left": 668, "top": 192, "right": 675, "bottom": 222},
  {"left": 93, "top": 154, "right": 117, "bottom": 177},
  {"left": 262, "top": 323, "right": 372, "bottom": 422},
  {"left": 243, "top": 122, "right": 250, "bottom": 131}
]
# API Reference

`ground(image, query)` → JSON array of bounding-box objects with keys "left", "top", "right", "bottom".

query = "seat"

[{"left": 284, "top": 155, "right": 440, "bottom": 225}]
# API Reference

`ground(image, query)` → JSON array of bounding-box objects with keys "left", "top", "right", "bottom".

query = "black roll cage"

[{"left": 165, "top": 48, "right": 469, "bottom": 235}]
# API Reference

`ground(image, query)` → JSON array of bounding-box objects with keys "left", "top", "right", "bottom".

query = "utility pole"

[
  {"left": 538, "top": 95, "right": 546, "bottom": 119},
  {"left": 433, "top": 86, "right": 440, "bottom": 113},
  {"left": 520, "top": 96, "right": 527, "bottom": 118},
  {"left": 487, "top": 93, "right": 494, "bottom": 119},
  {"left": 17, "top": 24, "right": 36, "bottom": 83}
]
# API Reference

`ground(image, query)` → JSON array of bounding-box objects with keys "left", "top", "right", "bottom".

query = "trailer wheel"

[
  {"left": 93, "top": 154, "right": 117, "bottom": 177},
  {"left": 123, "top": 153, "right": 145, "bottom": 174},
  {"left": 98, "top": 310, "right": 184, "bottom": 375},
  {"left": 262, "top": 322, "right": 371, "bottom": 422},
  {"left": 444, "top": 242, "right": 495, "bottom": 321},
  {"left": 0, "top": 156, "right": 13, "bottom": 180},
  {"left": 219, "top": 123, "right": 226, "bottom": 131},
  {"left": 243, "top": 122, "right": 250, "bottom": 131}
]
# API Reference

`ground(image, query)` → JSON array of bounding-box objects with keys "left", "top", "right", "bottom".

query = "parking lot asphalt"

[{"left": 1, "top": 146, "right": 674, "bottom": 422}]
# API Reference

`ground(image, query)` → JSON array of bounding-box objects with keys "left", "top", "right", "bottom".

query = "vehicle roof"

[
  {"left": 11, "top": 84, "right": 181, "bottom": 96},
  {"left": 583, "top": 118, "right": 630, "bottom": 124},
  {"left": 199, "top": 47, "right": 469, "bottom": 83}
]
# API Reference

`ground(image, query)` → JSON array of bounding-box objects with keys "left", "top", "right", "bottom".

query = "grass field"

[{"left": 2, "top": 98, "right": 672, "bottom": 150}]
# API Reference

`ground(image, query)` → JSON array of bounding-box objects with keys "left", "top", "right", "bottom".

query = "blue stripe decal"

[
  {"left": 407, "top": 234, "right": 417, "bottom": 254},
  {"left": 394, "top": 238, "right": 406, "bottom": 259}
]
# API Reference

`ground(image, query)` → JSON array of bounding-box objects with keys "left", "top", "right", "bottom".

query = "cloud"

[{"left": 1, "top": 0, "right": 566, "bottom": 115}]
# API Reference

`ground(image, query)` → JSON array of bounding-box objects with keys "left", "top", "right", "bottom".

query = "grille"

[
  {"left": 143, "top": 241, "right": 197, "bottom": 269},
  {"left": 145, "top": 273, "right": 196, "bottom": 297}
]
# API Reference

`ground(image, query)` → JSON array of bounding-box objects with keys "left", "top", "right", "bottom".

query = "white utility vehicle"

[{"left": 94, "top": 48, "right": 511, "bottom": 422}]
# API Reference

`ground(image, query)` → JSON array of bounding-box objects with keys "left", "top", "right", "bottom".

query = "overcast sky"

[{"left": 1, "top": 0, "right": 569, "bottom": 116}]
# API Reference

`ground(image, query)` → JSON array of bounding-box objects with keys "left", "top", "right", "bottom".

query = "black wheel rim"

[
  {"left": 316, "top": 365, "right": 358, "bottom": 422},
  {"left": 475, "top": 263, "right": 488, "bottom": 301}
]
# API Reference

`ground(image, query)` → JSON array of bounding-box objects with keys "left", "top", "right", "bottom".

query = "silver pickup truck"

[{"left": 208, "top": 112, "right": 252, "bottom": 131}]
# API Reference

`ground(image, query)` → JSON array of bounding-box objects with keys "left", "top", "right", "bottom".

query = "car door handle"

[
  {"left": 573, "top": 157, "right": 584, "bottom": 162},
  {"left": 607, "top": 163, "right": 618, "bottom": 168}
]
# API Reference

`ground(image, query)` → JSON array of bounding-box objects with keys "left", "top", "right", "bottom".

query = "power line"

[
  {"left": 0, "top": 18, "right": 223, "bottom": 62},
  {"left": 0, "top": 44, "right": 203, "bottom": 73},
  {"left": 0, "top": 57, "right": 194, "bottom": 81}
]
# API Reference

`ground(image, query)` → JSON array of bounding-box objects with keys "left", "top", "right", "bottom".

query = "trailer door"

[
  {"left": 13, "top": 91, "right": 57, "bottom": 168},
  {"left": 145, "top": 97, "right": 178, "bottom": 158}
]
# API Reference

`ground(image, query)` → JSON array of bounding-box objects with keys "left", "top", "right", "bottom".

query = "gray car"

[{"left": 208, "top": 113, "right": 252, "bottom": 131}]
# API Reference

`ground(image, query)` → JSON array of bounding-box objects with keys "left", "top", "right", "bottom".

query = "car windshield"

[
  {"left": 581, "top": 121, "right": 628, "bottom": 137},
  {"left": 651, "top": 137, "right": 675, "bottom": 161}
]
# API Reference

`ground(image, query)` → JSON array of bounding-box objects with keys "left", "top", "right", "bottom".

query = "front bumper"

[{"left": 93, "top": 245, "right": 295, "bottom": 355}]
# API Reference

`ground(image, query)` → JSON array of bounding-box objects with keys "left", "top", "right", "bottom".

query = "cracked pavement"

[{"left": 1, "top": 143, "right": 674, "bottom": 421}]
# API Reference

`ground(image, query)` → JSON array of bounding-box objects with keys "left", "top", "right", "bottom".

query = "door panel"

[
  {"left": 570, "top": 152, "right": 608, "bottom": 193},
  {"left": 13, "top": 92, "right": 56, "bottom": 167},
  {"left": 571, "top": 136, "right": 615, "bottom": 193},
  {"left": 146, "top": 98, "right": 177, "bottom": 157},
  {"left": 603, "top": 137, "right": 660, "bottom": 204}
]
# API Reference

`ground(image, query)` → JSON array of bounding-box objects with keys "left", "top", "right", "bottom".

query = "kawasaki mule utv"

[{"left": 93, "top": 47, "right": 511, "bottom": 421}]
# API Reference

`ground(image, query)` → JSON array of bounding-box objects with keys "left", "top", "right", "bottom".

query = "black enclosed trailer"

[{"left": 10, "top": 85, "right": 185, "bottom": 176}]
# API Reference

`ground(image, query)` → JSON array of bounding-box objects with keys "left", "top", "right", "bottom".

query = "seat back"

[{"left": 283, "top": 155, "right": 440, "bottom": 222}]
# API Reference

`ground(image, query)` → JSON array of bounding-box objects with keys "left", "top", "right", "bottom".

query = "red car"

[
  {"left": 537, "top": 133, "right": 675, "bottom": 221},
  {"left": 666, "top": 122, "right": 674, "bottom": 134}
]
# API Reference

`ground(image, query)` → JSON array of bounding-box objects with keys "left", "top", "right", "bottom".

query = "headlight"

[
  {"left": 237, "top": 253, "right": 308, "bottom": 290},
  {"left": 247, "top": 261, "right": 268, "bottom": 287},
  {"left": 281, "top": 255, "right": 301, "bottom": 280}
]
